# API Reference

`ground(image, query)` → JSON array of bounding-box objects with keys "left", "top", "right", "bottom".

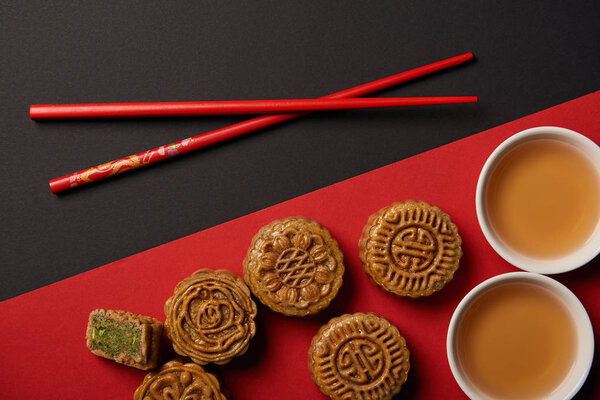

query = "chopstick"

[
  {"left": 49, "top": 52, "right": 475, "bottom": 193},
  {"left": 31, "top": 96, "right": 477, "bottom": 119}
]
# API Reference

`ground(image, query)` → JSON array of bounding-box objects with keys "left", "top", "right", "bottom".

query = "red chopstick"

[
  {"left": 49, "top": 52, "right": 475, "bottom": 193},
  {"left": 31, "top": 96, "right": 477, "bottom": 119}
]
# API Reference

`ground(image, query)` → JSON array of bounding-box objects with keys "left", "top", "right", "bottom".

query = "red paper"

[{"left": 2, "top": 91, "right": 599, "bottom": 399}]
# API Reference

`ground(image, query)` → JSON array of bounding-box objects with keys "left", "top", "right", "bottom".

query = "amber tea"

[
  {"left": 485, "top": 139, "right": 600, "bottom": 259},
  {"left": 457, "top": 283, "right": 576, "bottom": 399}
]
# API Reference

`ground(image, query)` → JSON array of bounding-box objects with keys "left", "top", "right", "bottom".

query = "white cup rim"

[
  {"left": 475, "top": 126, "right": 600, "bottom": 274},
  {"left": 446, "top": 272, "right": 594, "bottom": 400}
]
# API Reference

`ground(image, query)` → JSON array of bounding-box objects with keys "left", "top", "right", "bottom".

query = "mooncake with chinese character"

[
  {"left": 86, "top": 309, "right": 163, "bottom": 370},
  {"left": 134, "top": 360, "right": 227, "bottom": 400},
  {"left": 359, "top": 200, "right": 462, "bottom": 297},
  {"left": 164, "top": 269, "right": 257, "bottom": 365},
  {"left": 243, "top": 217, "right": 345, "bottom": 316},
  {"left": 308, "top": 312, "right": 410, "bottom": 400}
]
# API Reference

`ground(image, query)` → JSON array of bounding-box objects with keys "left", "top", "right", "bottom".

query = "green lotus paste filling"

[{"left": 89, "top": 313, "right": 141, "bottom": 358}]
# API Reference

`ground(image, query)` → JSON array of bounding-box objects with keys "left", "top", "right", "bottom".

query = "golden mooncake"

[
  {"left": 164, "top": 269, "right": 257, "bottom": 365},
  {"left": 243, "top": 217, "right": 344, "bottom": 316},
  {"left": 134, "top": 360, "right": 227, "bottom": 400},
  {"left": 86, "top": 309, "right": 162, "bottom": 370},
  {"left": 308, "top": 312, "right": 410, "bottom": 400},
  {"left": 359, "top": 200, "right": 462, "bottom": 297}
]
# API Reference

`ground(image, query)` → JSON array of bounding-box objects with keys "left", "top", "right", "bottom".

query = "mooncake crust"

[
  {"left": 243, "top": 217, "right": 344, "bottom": 316},
  {"left": 85, "top": 309, "right": 163, "bottom": 370},
  {"left": 164, "top": 269, "right": 257, "bottom": 365},
  {"left": 308, "top": 312, "right": 410, "bottom": 400},
  {"left": 134, "top": 360, "right": 227, "bottom": 400},
  {"left": 359, "top": 200, "right": 462, "bottom": 297}
]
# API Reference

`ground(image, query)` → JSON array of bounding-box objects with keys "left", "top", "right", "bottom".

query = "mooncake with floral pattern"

[
  {"left": 134, "top": 360, "right": 227, "bottom": 400},
  {"left": 243, "top": 217, "right": 344, "bottom": 316},
  {"left": 164, "top": 269, "right": 257, "bottom": 365}
]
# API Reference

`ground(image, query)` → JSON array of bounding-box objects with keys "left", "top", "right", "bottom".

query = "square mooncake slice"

[{"left": 86, "top": 309, "right": 163, "bottom": 370}]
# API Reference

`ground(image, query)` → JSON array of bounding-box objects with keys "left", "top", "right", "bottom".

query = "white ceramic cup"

[
  {"left": 476, "top": 126, "right": 600, "bottom": 274},
  {"left": 447, "top": 272, "right": 594, "bottom": 400}
]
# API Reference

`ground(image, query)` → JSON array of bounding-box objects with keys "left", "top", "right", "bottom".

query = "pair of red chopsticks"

[{"left": 38, "top": 52, "right": 476, "bottom": 193}]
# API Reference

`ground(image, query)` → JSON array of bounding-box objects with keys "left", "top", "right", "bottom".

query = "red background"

[{"left": 1, "top": 92, "right": 598, "bottom": 399}]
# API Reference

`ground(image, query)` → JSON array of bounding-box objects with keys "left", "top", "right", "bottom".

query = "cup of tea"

[
  {"left": 476, "top": 126, "right": 600, "bottom": 273},
  {"left": 446, "top": 272, "right": 594, "bottom": 400}
]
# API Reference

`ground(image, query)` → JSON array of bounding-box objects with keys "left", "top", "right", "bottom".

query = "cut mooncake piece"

[
  {"left": 308, "top": 312, "right": 410, "bottom": 400},
  {"left": 86, "top": 309, "right": 163, "bottom": 370},
  {"left": 243, "top": 217, "right": 345, "bottom": 316},
  {"left": 359, "top": 200, "right": 462, "bottom": 297},
  {"left": 134, "top": 360, "right": 227, "bottom": 400}
]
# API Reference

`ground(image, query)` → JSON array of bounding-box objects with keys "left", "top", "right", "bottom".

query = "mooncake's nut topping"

[
  {"left": 134, "top": 360, "right": 227, "bottom": 400},
  {"left": 359, "top": 200, "right": 462, "bottom": 297},
  {"left": 164, "top": 269, "right": 257, "bottom": 365},
  {"left": 243, "top": 217, "right": 344, "bottom": 316},
  {"left": 308, "top": 313, "right": 410, "bottom": 400}
]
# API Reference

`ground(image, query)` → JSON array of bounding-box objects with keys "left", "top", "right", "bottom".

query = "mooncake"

[
  {"left": 86, "top": 309, "right": 163, "bottom": 370},
  {"left": 134, "top": 360, "right": 227, "bottom": 400},
  {"left": 164, "top": 269, "right": 257, "bottom": 365},
  {"left": 308, "top": 312, "right": 410, "bottom": 400},
  {"left": 243, "top": 217, "right": 344, "bottom": 316},
  {"left": 359, "top": 200, "right": 462, "bottom": 297}
]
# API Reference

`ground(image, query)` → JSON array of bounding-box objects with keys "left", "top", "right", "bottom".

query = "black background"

[{"left": 1, "top": 1, "right": 599, "bottom": 301}]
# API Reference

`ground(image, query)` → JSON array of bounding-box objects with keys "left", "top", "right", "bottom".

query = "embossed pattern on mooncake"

[
  {"left": 134, "top": 360, "right": 227, "bottom": 400},
  {"left": 164, "top": 269, "right": 257, "bottom": 365},
  {"left": 243, "top": 217, "right": 344, "bottom": 316},
  {"left": 308, "top": 313, "right": 410, "bottom": 400},
  {"left": 359, "top": 200, "right": 462, "bottom": 297}
]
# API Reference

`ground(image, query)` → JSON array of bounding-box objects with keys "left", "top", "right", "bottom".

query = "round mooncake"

[
  {"left": 308, "top": 313, "right": 410, "bottom": 400},
  {"left": 134, "top": 360, "right": 226, "bottom": 400},
  {"left": 164, "top": 269, "right": 257, "bottom": 365},
  {"left": 359, "top": 200, "right": 462, "bottom": 297},
  {"left": 243, "top": 217, "right": 344, "bottom": 316}
]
